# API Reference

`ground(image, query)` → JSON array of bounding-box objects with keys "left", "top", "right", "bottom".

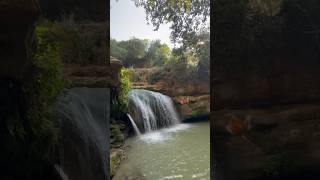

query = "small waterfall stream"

[
  {"left": 128, "top": 89, "right": 179, "bottom": 133},
  {"left": 127, "top": 114, "right": 141, "bottom": 135}
]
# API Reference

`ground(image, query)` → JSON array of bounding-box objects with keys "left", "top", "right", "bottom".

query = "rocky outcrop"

[{"left": 174, "top": 95, "right": 210, "bottom": 120}]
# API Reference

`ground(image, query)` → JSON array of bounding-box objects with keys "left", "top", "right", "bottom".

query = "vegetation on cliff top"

[{"left": 111, "top": 31, "right": 210, "bottom": 84}]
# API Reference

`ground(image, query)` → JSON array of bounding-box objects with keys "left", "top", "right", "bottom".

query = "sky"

[{"left": 110, "top": 0, "right": 175, "bottom": 49}]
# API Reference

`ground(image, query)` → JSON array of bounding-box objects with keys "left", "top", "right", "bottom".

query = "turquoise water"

[{"left": 113, "top": 121, "right": 210, "bottom": 180}]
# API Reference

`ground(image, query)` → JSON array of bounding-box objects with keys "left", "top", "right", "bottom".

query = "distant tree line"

[
  {"left": 111, "top": 33, "right": 210, "bottom": 82},
  {"left": 110, "top": 38, "right": 171, "bottom": 67}
]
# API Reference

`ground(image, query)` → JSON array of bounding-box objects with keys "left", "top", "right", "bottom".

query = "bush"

[
  {"left": 147, "top": 67, "right": 167, "bottom": 84},
  {"left": 111, "top": 68, "right": 131, "bottom": 117}
]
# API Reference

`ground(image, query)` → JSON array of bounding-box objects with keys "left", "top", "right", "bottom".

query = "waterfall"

[
  {"left": 128, "top": 89, "right": 179, "bottom": 133},
  {"left": 56, "top": 88, "right": 109, "bottom": 180},
  {"left": 127, "top": 114, "right": 141, "bottom": 135}
]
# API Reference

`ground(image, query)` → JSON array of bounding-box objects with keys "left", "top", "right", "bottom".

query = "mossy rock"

[
  {"left": 110, "top": 152, "right": 122, "bottom": 178},
  {"left": 110, "top": 123, "right": 124, "bottom": 148}
]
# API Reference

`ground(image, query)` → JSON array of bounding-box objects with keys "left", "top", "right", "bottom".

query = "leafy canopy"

[{"left": 133, "top": 0, "right": 210, "bottom": 48}]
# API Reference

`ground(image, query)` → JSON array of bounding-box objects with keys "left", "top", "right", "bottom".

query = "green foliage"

[
  {"left": 110, "top": 152, "right": 121, "bottom": 177},
  {"left": 147, "top": 67, "right": 167, "bottom": 84},
  {"left": 110, "top": 121, "right": 124, "bottom": 147},
  {"left": 127, "top": 67, "right": 151, "bottom": 82},
  {"left": 123, "top": 38, "right": 147, "bottom": 60},
  {"left": 133, "top": 0, "right": 210, "bottom": 48},
  {"left": 24, "top": 23, "right": 64, "bottom": 159},
  {"left": 39, "top": 16, "right": 107, "bottom": 65},
  {"left": 146, "top": 40, "right": 171, "bottom": 66},
  {"left": 119, "top": 68, "right": 131, "bottom": 110},
  {"left": 196, "top": 31, "right": 210, "bottom": 81},
  {"left": 111, "top": 37, "right": 148, "bottom": 67},
  {"left": 111, "top": 39, "right": 128, "bottom": 61},
  {"left": 110, "top": 35, "right": 209, "bottom": 83},
  {"left": 111, "top": 68, "right": 131, "bottom": 115}
]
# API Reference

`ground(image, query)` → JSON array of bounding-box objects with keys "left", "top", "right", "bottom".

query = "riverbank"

[{"left": 110, "top": 116, "right": 134, "bottom": 178}]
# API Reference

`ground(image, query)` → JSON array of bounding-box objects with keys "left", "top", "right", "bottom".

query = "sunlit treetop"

[{"left": 133, "top": 0, "right": 210, "bottom": 49}]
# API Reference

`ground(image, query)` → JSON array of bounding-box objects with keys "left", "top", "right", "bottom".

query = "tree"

[
  {"left": 110, "top": 39, "right": 127, "bottom": 61},
  {"left": 121, "top": 38, "right": 147, "bottom": 66},
  {"left": 110, "top": 38, "right": 148, "bottom": 67},
  {"left": 196, "top": 30, "right": 210, "bottom": 80},
  {"left": 133, "top": 0, "right": 210, "bottom": 49},
  {"left": 146, "top": 40, "right": 171, "bottom": 66}
]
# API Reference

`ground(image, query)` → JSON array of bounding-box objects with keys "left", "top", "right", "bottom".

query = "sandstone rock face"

[
  {"left": 174, "top": 95, "right": 210, "bottom": 120},
  {"left": 0, "top": 0, "right": 40, "bottom": 80}
]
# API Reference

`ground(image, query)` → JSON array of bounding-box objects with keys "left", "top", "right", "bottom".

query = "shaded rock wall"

[
  {"left": 212, "top": 0, "right": 320, "bottom": 110},
  {"left": 0, "top": 0, "right": 40, "bottom": 80},
  {"left": 212, "top": 1, "right": 320, "bottom": 179}
]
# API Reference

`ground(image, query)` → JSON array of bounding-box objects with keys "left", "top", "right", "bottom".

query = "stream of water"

[{"left": 113, "top": 121, "right": 210, "bottom": 180}]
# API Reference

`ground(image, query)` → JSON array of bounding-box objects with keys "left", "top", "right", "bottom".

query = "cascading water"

[
  {"left": 127, "top": 114, "right": 141, "bottom": 135},
  {"left": 128, "top": 89, "right": 179, "bottom": 133},
  {"left": 55, "top": 88, "right": 109, "bottom": 180}
]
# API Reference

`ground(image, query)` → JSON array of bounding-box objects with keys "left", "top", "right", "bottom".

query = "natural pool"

[{"left": 113, "top": 121, "right": 210, "bottom": 180}]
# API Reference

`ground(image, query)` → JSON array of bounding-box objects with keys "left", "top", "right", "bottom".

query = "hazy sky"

[{"left": 110, "top": 0, "right": 175, "bottom": 48}]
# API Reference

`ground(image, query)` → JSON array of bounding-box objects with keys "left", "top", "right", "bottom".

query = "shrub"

[{"left": 111, "top": 68, "right": 131, "bottom": 116}]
